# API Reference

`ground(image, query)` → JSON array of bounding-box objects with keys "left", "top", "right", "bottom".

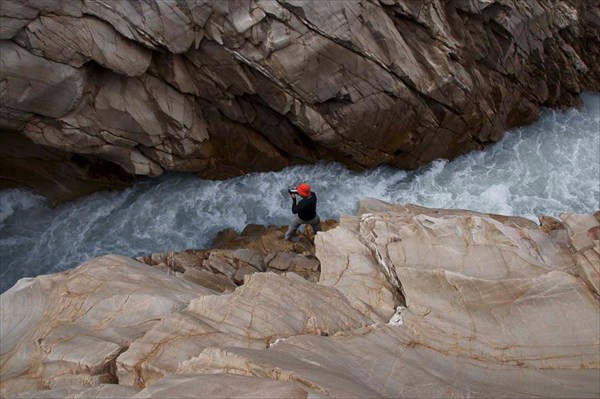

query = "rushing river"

[{"left": 1, "top": 93, "right": 599, "bottom": 293}]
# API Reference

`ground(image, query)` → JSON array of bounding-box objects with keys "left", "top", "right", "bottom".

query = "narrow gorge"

[
  {"left": 1, "top": 1, "right": 599, "bottom": 398},
  {"left": 1, "top": 0, "right": 598, "bottom": 202}
]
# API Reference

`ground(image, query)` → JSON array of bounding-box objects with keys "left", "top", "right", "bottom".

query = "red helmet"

[{"left": 297, "top": 183, "right": 311, "bottom": 197}]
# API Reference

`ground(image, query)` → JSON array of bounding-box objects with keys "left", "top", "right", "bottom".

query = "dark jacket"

[{"left": 292, "top": 193, "right": 317, "bottom": 221}]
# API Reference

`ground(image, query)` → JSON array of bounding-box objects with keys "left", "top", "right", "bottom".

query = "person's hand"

[{"left": 290, "top": 193, "right": 296, "bottom": 199}]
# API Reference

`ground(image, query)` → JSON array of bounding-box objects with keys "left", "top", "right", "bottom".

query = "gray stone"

[
  {"left": 0, "top": 41, "right": 87, "bottom": 119},
  {"left": 1, "top": 1, "right": 598, "bottom": 200},
  {"left": 15, "top": 15, "right": 152, "bottom": 76}
]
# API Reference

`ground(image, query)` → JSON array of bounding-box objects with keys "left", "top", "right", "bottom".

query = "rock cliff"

[
  {"left": 1, "top": 0, "right": 599, "bottom": 203},
  {"left": 1, "top": 200, "right": 598, "bottom": 398}
]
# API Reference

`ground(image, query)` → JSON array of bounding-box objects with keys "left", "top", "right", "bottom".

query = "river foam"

[{"left": 1, "top": 93, "right": 599, "bottom": 293}]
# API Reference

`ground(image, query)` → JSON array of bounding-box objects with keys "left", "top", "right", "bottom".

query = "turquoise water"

[{"left": 1, "top": 93, "right": 599, "bottom": 293}]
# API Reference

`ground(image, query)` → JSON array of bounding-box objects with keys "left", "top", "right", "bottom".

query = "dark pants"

[{"left": 285, "top": 214, "right": 321, "bottom": 240}]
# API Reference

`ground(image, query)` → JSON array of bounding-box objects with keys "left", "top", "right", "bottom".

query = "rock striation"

[
  {"left": 0, "top": 255, "right": 216, "bottom": 395},
  {"left": 1, "top": 0, "right": 599, "bottom": 202},
  {"left": 2, "top": 199, "right": 599, "bottom": 398}
]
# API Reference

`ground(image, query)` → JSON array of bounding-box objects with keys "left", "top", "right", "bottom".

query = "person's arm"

[{"left": 291, "top": 196, "right": 299, "bottom": 214}]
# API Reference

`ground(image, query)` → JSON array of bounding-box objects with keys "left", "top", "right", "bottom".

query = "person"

[{"left": 285, "top": 182, "right": 321, "bottom": 241}]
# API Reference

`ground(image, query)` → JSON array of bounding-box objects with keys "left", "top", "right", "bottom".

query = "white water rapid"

[{"left": 1, "top": 93, "right": 599, "bottom": 293}]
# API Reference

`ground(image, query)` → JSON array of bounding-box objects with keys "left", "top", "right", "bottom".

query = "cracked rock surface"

[
  {"left": 1, "top": 0, "right": 599, "bottom": 203},
  {"left": 2, "top": 200, "right": 599, "bottom": 398}
]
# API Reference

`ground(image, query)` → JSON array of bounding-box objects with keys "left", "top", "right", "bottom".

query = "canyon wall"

[{"left": 1, "top": 0, "right": 599, "bottom": 202}]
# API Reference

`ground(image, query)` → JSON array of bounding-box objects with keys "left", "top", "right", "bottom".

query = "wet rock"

[{"left": 0, "top": 132, "right": 132, "bottom": 206}]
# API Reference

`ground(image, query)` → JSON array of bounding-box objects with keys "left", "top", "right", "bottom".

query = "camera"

[{"left": 288, "top": 188, "right": 299, "bottom": 195}]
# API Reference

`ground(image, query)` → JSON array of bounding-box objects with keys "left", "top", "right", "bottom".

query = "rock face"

[
  {"left": 1, "top": 200, "right": 598, "bottom": 398},
  {"left": 134, "top": 221, "right": 336, "bottom": 289},
  {"left": 0, "top": 255, "right": 216, "bottom": 396},
  {"left": 1, "top": 0, "right": 599, "bottom": 202}
]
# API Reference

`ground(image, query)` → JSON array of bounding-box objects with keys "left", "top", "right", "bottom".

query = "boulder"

[
  {"left": 264, "top": 251, "right": 320, "bottom": 280},
  {"left": 182, "top": 268, "right": 237, "bottom": 294}
]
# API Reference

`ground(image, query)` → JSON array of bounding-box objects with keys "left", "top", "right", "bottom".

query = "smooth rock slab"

[
  {"left": 357, "top": 200, "right": 599, "bottom": 369},
  {"left": 14, "top": 384, "right": 140, "bottom": 399},
  {"left": 561, "top": 212, "right": 600, "bottom": 295},
  {"left": 316, "top": 224, "right": 398, "bottom": 323},
  {"left": 129, "top": 373, "right": 309, "bottom": 398},
  {"left": 2, "top": 202, "right": 598, "bottom": 398},
  {"left": 178, "top": 201, "right": 599, "bottom": 397},
  {"left": 15, "top": 15, "right": 152, "bottom": 76},
  {"left": 180, "top": 325, "right": 599, "bottom": 398},
  {"left": 116, "top": 272, "right": 372, "bottom": 388},
  {"left": 0, "top": 255, "right": 214, "bottom": 397}
]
